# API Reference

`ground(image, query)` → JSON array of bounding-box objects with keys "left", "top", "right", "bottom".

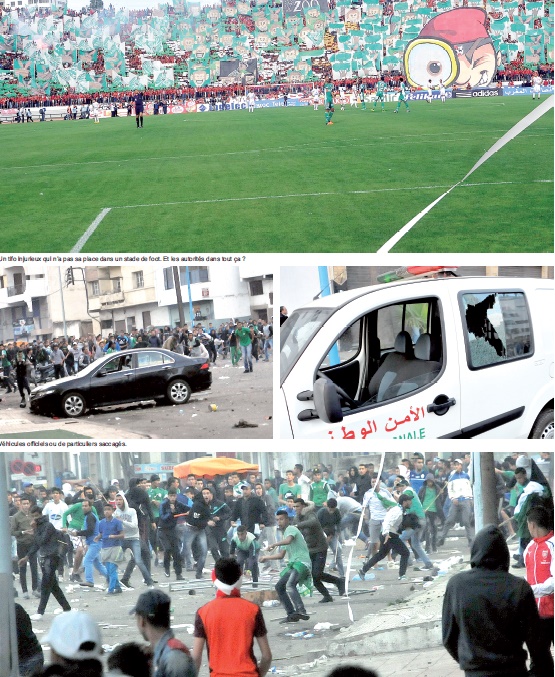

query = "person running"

[
  {"left": 11, "top": 495, "right": 40, "bottom": 599},
  {"left": 259, "top": 509, "right": 312, "bottom": 623},
  {"left": 75, "top": 498, "right": 108, "bottom": 589},
  {"left": 158, "top": 489, "right": 187, "bottom": 581},
  {"left": 358, "top": 493, "right": 413, "bottom": 581},
  {"left": 135, "top": 92, "right": 144, "bottom": 128},
  {"left": 235, "top": 320, "right": 254, "bottom": 373},
  {"left": 19, "top": 505, "right": 72, "bottom": 620},
  {"left": 95, "top": 503, "right": 124, "bottom": 595},
  {"left": 372, "top": 76, "right": 387, "bottom": 111},
  {"left": 394, "top": 77, "right": 410, "bottom": 113},
  {"left": 324, "top": 77, "right": 335, "bottom": 125}
]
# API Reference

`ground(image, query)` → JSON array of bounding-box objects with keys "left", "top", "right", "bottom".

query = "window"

[
  {"left": 100, "top": 320, "right": 112, "bottom": 330},
  {"left": 102, "top": 356, "right": 123, "bottom": 374},
  {"left": 185, "top": 266, "right": 209, "bottom": 284},
  {"left": 461, "top": 291, "right": 532, "bottom": 369},
  {"left": 90, "top": 281, "right": 100, "bottom": 296},
  {"left": 137, "top": 351, "right": 174, "bottom": 368},
  {"left": 163, "top": 267, "right": 174, "bottom": 290},
  {"left": 142, "top": 311, "right": 151, "bottom": 329},
  {"left": 133, "top": 271, "right": 144, "bottom": 289},
  {"left": 249, "top": 280, "right": 263, "bottom": 296},
  {"left": 321, "top": 319, "right": 362, "bottom": 368},
  {"left": 112, "top": 278, "right": 122, "bottom": 293},
  {"left": 315, "top": 297, "right": 443, "bottom": 407}
]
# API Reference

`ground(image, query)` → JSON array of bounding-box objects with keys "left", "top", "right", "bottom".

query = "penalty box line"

[
  {"left": 377, "top": 96, "right": 555, "bottom": 254},
  {"left": 72, "top": 178, "right": 553, "bottom": 253}
]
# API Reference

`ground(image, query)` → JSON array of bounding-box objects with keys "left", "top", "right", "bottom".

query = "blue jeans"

[
  {"left": 340, "top": 513, "right": 367, "bottom": 543},
  {"left": 328, "top": 535, "right": 345, "bottom": 576},
  {"left": 263, "top": 338, "right": 272, "bottom": 361},
  {"left": 182, "top": 525, "right": 207, "bottom": 576},
  {"left": 275, "top": 567, "right": 306, "bottom": 616},
  {"left": 122, "top": 539, "right": 153, "bottom": 585},
  {"left": 104, "top": 561, "right": 121, "bottom": 592},
  {"left": 241, "top": 344, "right": 252, "bottom": 371},
  {"left": 83, "top": 541, "right": 108, "bottom": 584},
  {"left": 401, "top": 522, "right": 433, "bottom": 568}
]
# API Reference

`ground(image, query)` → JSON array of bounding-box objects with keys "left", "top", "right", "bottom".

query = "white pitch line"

[
  {"left": 377, "top": 96, "right": 555, "bottom": 254},
  {"left": 1, "top": 128, "right": 551, "bottom": 173},
  {"left": 105, "top": 179, "right": 551, "bottom": 210},
  {"left": 71, "top": 208, "right": 112, "bottom": 253}
]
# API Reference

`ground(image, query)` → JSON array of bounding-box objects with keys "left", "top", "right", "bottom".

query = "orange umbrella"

[{"left": 173, "top": 457, "right": 259, "bottom": 480}]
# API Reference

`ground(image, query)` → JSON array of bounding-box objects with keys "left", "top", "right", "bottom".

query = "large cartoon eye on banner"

[{"left": 403, "top": 8, "right": 501, "bottom": 89}]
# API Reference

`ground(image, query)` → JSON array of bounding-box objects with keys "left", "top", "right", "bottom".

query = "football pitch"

[{"left": 1, "top": 96, "right": 552, "bottom": 253}]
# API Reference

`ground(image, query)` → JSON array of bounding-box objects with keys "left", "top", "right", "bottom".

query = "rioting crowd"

[
  {"left": 0, "top": 318, "right": 272, "bottom": 405},
  {"left": 7, "top": 452, "right": 553, "bottom": 677}
]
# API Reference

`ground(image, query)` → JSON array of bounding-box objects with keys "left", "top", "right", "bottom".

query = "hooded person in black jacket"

[
  {"left": 442, "top": 524, "right": 553, "bottom": 677},
  {"left": 183, "top": 491, "right": 215, "bottom": 579},
  {"left": 18, "top": 506, "right": 72, "bottom": 620},
  {"left": 124, "top": 478, "right": 156, "bottom": 584}
]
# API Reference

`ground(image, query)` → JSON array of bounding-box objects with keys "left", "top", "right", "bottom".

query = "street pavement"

[
  {"left": 13, "top": 526, "right": 509, "bottom": 677},
  {"left": 0, "top": 356, "right": 272, "bottom": 439}
]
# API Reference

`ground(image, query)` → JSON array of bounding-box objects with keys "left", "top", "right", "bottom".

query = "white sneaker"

[{"left": 30, "top": 613, "right": 44, "bottom": 621}]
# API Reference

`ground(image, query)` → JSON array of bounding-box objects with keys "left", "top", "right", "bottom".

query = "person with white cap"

[
  {"left": 192, "top": 557, "right": 272, "bottom": 676},
  {"left": 43, "top": 610, "right": 103, "bottom": 676}
]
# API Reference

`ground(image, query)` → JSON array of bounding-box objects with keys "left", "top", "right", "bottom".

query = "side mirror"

[
  {"left": 96, "top": 370, "right": 106, "bottom": 378},
  {"left": 313, "top": 378, "right": 343, "bottom": 424}
]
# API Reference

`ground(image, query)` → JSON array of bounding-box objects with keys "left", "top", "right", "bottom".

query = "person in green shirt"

[
  {"left": 395, "top": 477, "right": 435, "bottom": 570},
  {"left": 418, "top": 474, "right": 443, "bottom": 553},
  {"left": 62, "top": 498, "right": 98, "bottom": 583},
  {"left": 372, "top": 76, "right": 387, "bottom": 111},
  {"left": 394, "top": 76, "right": 410, "bottom": 113},
  {"left": 147, "top": 474, "right": 167, "bottom": 567},
  {"left": 234, "top": 321, "right": 254, "bottom": 373},
  {"left": 278, "top": 470, "right": 302, "bottom": 505},
  {"left": 264, "top": 479, "right": 279, "bottom": 506},
  {"left": 259, "top": 510, "right": 312, "bottom": 623},
  {"left": 324, "top": 77, "right": 335, "bottom": 125},
  {"left": 309, "top": 469, "right": 330, "bottom": 508},
  {"left": 359, "top": 79, "right": 367, "bottom": 110}
]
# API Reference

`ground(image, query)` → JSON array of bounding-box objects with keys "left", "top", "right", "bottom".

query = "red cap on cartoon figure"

[{"left": 419, "top": 8, "right": 489, "bottom": 44}]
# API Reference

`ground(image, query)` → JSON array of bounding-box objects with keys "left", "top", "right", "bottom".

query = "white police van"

[{"left": 280, "top": 268, "right": 554, "bottom": 440}]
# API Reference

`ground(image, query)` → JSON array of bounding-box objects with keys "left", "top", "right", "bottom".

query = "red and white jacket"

[{"left": 524, "top": 531, "right": 554, "bottom": 619}]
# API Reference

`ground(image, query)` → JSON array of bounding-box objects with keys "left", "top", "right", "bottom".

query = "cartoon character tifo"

[{"left": 403, "top": 8, "right": 501, "bottom": 89}]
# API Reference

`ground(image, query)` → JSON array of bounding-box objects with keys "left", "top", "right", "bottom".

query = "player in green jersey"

[
  {"left": 359, "top": 79, "right": 367, "bottom": 110},
  {"left": 324, "top": 77, "right": 335, "bottom": 125},
  {"left": 372, "top": 76, "right": 387, "bottom": 111},
  {"left": 394, "top": 77, "right": 410, "bottom": 113}
]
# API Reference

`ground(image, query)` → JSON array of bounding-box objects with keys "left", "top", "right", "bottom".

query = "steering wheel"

[{"left": 316, "top": 371, "right": 358, "bottom": 409}]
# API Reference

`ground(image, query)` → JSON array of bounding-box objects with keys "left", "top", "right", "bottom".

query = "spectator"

[{"left": 442, "top": 524, "right": 553, "bottom": 677}]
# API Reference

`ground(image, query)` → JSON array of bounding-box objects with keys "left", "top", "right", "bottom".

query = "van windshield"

[{"left": 280, "top": 307, "right": 334, "bottom": 384}]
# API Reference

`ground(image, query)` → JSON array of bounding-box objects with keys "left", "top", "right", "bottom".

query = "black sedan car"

[{"left": 29, "top": 348, "right": 212, "bottom": 418}]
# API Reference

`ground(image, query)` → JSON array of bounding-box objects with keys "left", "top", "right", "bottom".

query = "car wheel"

[
  {"left": 167, "top": 379, "right": 191, "bottom": 405},
  {"left": 62, "top": 392, "right": 86, "bottom": 418},
  {"left": 530, "top": 409, "right": 554, "bottom": 439}
]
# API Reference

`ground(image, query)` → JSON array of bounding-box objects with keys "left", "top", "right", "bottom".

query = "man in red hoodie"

[{"left": 524, "top": 506, "right": 554, "bottom": 665}]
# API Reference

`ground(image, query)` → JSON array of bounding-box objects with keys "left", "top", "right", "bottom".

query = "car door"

[
  {"left": 87, "top": 353, "right": 135, "bottom": 407},
  {"left": 283, "top": 283, "right": 462, "bottom": 440},
  {"left": 132, "top": 350, "right": 176, "bottom": 400}
]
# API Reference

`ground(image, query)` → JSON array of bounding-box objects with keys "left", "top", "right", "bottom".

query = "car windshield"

[{"left": 280, "top": 307, "right": 334, "bottom": 385}]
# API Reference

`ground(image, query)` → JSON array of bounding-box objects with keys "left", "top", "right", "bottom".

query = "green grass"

[{"left": 0, "top": 97, "right": 552, "bottom": 252}]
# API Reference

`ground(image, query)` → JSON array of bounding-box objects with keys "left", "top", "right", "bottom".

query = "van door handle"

[{"left": 427, "top": 395, "right": 456, "bottom": 416}]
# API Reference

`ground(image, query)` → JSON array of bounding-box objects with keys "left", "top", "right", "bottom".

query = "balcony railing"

[{"left": 7, "top": 284, "right": 25, "bottom": 297}]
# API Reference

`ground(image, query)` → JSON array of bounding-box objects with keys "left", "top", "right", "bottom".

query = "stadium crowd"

[
  {"left": 7, "top": 452, "right": 553, "bottom": 676},
  {"left": 0, "top": 318, "right": 272, "bottom": 405},
  {"left": 0, "top": 0, "right": 551, "bottom": 106}
]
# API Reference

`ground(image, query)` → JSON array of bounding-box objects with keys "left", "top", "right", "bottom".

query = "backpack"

[{"left": 167, "top": 638, "right": 191, "bottom": 655}]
